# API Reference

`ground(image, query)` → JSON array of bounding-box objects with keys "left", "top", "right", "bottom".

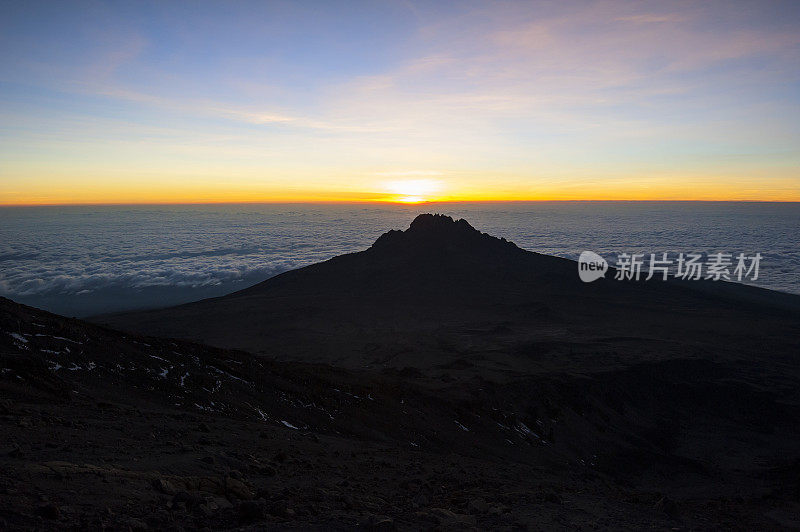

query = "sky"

[{"left": 1, "top": 0, "right": 799, "bottom": 204}]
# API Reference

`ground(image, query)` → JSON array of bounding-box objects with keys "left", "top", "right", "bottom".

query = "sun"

[
  {"left": 395, "top": 195, "right": 425, "bottom": 204},
  {"left": 384, "top": 179, "right": 442, "bottom": 203}
]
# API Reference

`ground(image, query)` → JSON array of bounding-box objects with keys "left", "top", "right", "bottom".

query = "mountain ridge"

[{"left": 94, "top": 215, "right": 800, "bottom": 373}]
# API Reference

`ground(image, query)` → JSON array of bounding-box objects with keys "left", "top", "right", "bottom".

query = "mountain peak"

[
  {"left": 407, "top": 213, "right": 476, "bottom": 234},
  {"left": 370, "top": 213, "right": 519, "bottom": 256}
]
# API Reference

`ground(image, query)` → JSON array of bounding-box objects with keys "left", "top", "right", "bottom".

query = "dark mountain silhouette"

[
  {"left": 2, "top": 215, "right": 800, "bottom": 529},
  {"left": 97, "top": 213, "right": 800, "bottom": 373}
]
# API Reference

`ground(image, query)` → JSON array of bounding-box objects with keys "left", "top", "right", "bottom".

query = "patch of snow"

[
  {"left": 515, "top": 421, "right": 540, "bottom": 439},
  {"left": 149, "top": 354, "right": 169, "bottom": 363},
  {"left": 49, "top": 362, "right": 62, "bottom": 371},
  {"left": 9, "top": 333, "right": 28, "bottom": 343},
  {"left": 35, "top": 334, "right": 81, "bottom": 344},
  {"left": 68, "top": 363, "right": 81, "bottom": 371},
  {"left": 306, "top": 401, "right": 335, "bottom": 421},
  {"left": 208, "top": 365, "right": 250, "bottom": 384},
  {"left": 280, "top": 420, "right": 299, "bottom": 430},
  {"left": 180, "top": 372, "right": 189, "bottom": 386},
  {"left": 455, "top": 420, "right": 470, "bottom": 432},
  {"left": 159, "top": 367, "right": 169, "bottom": 378},
  {"left": 40, "top": 348, "right": 62, "bottom": 355}
]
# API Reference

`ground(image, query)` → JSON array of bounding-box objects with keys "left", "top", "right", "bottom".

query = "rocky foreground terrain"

[{"left": 2, "top": 215, "right": 800, "bottom": 529}]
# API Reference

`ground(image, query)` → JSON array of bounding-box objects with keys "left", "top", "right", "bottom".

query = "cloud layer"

[{"left": 1, "top": 203, "right": 798, "bottom": 317}]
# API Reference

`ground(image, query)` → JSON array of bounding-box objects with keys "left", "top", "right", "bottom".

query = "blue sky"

[{"left": 1, "top": 0, "right": 799, "bottom": 203}]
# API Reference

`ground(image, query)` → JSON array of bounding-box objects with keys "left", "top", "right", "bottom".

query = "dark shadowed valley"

[{"left": 2, "top": 215, "right": 799, "bottom": 530}]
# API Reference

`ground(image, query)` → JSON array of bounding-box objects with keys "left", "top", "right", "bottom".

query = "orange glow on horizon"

[
  {"left": 4, "top": 190, "right": 800, "bottom": 207},
  {"left": 2, "top": 172, "right": 800, "bottom": 206}
]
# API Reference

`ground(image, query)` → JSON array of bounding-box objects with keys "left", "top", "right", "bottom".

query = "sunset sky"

[{"left": 1, "top": 0, "right": 799, "bottom": 204}]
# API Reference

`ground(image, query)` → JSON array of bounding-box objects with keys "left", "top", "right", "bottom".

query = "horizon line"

[{"left": 3, "top": 199, "right": 800, "bottom": 207}]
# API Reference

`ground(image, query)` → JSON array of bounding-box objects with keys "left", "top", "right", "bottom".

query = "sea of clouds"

[
  {"left": 0, "top": 244, "right": 298, "bottom": 296},
  {"left": 0, "top": 204, "right": 403, "bottom": 315},
  {"left": 1, "top": 203, "right": 798, "bottom": 316}
]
